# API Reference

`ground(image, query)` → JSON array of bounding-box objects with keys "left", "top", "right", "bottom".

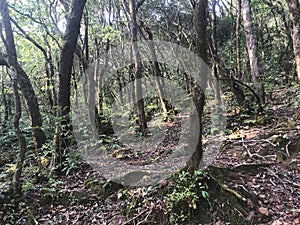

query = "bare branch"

[
  {"left": 8, "top": 2, "right": 61, "bottom": 46},
  {"left": 9, "top": 17, "right": 48, "bottom": 58},
  {"left": 136, "top": 0, "right": 146, "bottom": 10},
  {"left": 122, "top": 0, "right": 130, "bottom": 13}
]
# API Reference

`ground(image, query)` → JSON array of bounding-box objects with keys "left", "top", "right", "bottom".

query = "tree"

[
  {"left": 0, "top": 0, "right": 46, "bottom": 150},
  {"left": 241, "top": 0, "right": 265, "bottom": 103},
  {"left": 235, "top": 0, "right": 242, "bottom": 79},
  {"left": 187, "top": 0, "right": 208, "bottom": 170},
  {"left": 286, "top": 0, "right": 300, "bottom": 83},
  {"left": 53, "top": 0, "right": 86, "bottom": 167},
  {"left": 123, "top": 0, "right": 148, "bottom": 134},
  {"left": 141, "top": 23, "right": 170, "bottom": 115}
]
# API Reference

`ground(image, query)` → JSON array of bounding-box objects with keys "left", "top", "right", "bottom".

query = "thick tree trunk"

[
  {"left": 54, "top": 0, "right": 86, "bottom": 166},
  {"left": 241, "top": 0, "right": 264, "bottom": 103},
  {"left": 0, "top": 0, "right": 46, "bottom": 150},
  {"left": 286, "top": 0, "right": 300, "bottom": 83},
  {"left": 187, "top": 0, "right": 208, "bottom": 170},
  {"left": 128, "top": 0, "right": 147, "bottom": 134}
]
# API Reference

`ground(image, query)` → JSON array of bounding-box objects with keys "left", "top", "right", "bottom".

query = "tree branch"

[
  {"left": 9, "top": 3, "right": 61, "bottom": 46},
  {"left": 0, "top": 51, "right": 9, "bottom": 66},
  {"left": 9, "top": 17, "right": 48, "bottom": 57},
  {"left": 136, "top": 0, "right": 146, "bottom": 10}
]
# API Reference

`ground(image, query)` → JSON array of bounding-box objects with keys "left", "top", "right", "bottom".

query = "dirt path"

[{"left": 3, "top": 97, "right": 299, "bottom": 224}]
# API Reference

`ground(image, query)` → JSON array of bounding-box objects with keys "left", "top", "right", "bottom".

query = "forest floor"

[{"left": 1, "top": 86, "right": 300, "bottom": 225}]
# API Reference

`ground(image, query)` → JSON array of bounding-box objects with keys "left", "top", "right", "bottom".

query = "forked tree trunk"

[
  {"left": 286, "top": 0, "right": 300, "bottom": 83},
  {"left": 241, "top": 0, "right": 265, "bottom": 103}
]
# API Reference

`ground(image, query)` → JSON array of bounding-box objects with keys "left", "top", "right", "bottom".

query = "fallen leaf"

[{"left": 258, "top": 207, "right": 269, "bottom": 216}]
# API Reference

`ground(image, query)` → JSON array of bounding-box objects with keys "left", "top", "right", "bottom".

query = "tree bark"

[
  {"left": 236, "top": 0, "right": 242, "bottom": 79},
  {"left": 11, "top": 69, "right": 27, "bottom": 195},
  {"left": 128, "top": 0, "right": 147, "bottom": 134},
  {"left": 143, "top": 25, "right": 169, "bottom": 114},
  {"left": 241, "top": 0, "right": 264, "bottom": 103},
  {"left": 187, "top": 0, "right": 208, "bottom": 170},
  {"left": 286, "top": 0, "right": 300, "bottom": 83},
  {"left": 54, "top": 0, "right": 86, "bottom": 166},
  {"left": 0, "top": 0, "right": 46, "bottom": 150}
]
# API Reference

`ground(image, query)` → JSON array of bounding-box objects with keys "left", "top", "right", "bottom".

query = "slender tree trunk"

[
  {"left": 0, "top": 0, "right": 46, "bottom": 150},
  {"left": 241, "top": 0, "right": 265, "bottom": 103},
  {"left": 286, "top": 0, "right": 300, "bottom": 83},
  {"left": 144, "top": 26, "right": 169, "bottom": 114},
  {"left": 236, "top": 0, "right": 242, "bottom": 79},
  {"left": 54, "top": 0, "right": 86, "bottom": 167},
  {"left": 210, "top": 0, "right": 222, "bottom": 109},
  {"left": 11, "top": 69, "right": 27, "bottom": 195},
  {"left": 211, "top": 0, "right": 218, "bottom": 78},
  {"left": 187, "top": 0, "right": 208, "bottom": 170},
  {"left": 128, "top": 0, "right": 147, "bottom": 134},
  {"left": 1, "top": 78, "right": 9, "bottom": 124}
]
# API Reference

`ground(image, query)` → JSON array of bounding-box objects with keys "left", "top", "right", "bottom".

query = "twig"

[
  {"left": 242, "top": 137, "right": 265, "bottom": 159},
  {"left": 236, "top": 184, "right": 249, "bottom": 193},
  {"left": 210, "top": 174, "right": 247, "bottom": 202},
  {"left": 282, "top": 178, "right": 300, "bottom": 188},
  {"left": 136, "top": 209, "right": 153, "bottom": 225},
  {"left": 242, "top": 136, "right": 253, "bottom": 158},
  {"left": 269, "top": 178, "right": 276, "bottom": 186},
  {"left": 264, "top": 139, "right": 278, "bottom": 147},
  {"left": 123, "top": 209, "right": 149, "bottom": 225},
  {"left": 285, "top": 140, "right": 291, "bottom": 157},
  {"left": 265, "top": 167, "right": 286, "bottom": 188}
]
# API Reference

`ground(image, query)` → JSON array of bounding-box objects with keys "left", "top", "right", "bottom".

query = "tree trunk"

[
  {"left": 236, "top": 0, "right": 242, "bottom": 79},
  {"left": 210, "top": 0, "right": 222, "bottom": 109},
  {"left": 54, "top": 0, "right": 86, "bottom": 167},
  {"left": 187, "top": 0, "right": 208, "bottom": 170},
  {"left": 286, "top": 0, "right": 300, "bottom": 83},
  {"left": 144, "top": 26, "right": 169, "bottom": 114},
  {"left": 128, "top": 0, "right": 147, "bottom": 134},
  {"left": 1, "top": 77, "right": 9, "bottom": 132},
  {"left": 0, "top": 0, "right": 46, "bottom": 150},
  {"left": 241, "top": 0, "right": 265, "bottom": 103},
  {"left": 11, "top": 69, "right": 27, "bottom": 195}
]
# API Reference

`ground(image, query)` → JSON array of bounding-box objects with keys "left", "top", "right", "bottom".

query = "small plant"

[
  {"left": 118, "top": 187, "right": 153, "bottom": 218},
  {"left": 22, "top": 181, "right": 35, "bottom": 193},
  {"left": 61, "top": 152, "right": 82, "bottom": 175},
  {"left": 167, "top": 170, "right": 209, "bottom": 224},
  {"left": 41, "top": 178, "right": 64, "bottom": 198}
]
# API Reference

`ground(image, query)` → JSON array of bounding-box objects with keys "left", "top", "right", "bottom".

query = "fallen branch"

[
  {"left": 123, "top": 209, "right": 149, "bottom": 225},
  {"left": 220, "top": 183, "right": 247, "bottom": 202},
  {"left": 210, "top": 174, "right": 247, "bottom": 202}
]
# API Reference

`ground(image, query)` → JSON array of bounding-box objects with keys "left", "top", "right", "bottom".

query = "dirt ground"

[{"left": 1, "top": 89, "right": 299, "bottom": 225}]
